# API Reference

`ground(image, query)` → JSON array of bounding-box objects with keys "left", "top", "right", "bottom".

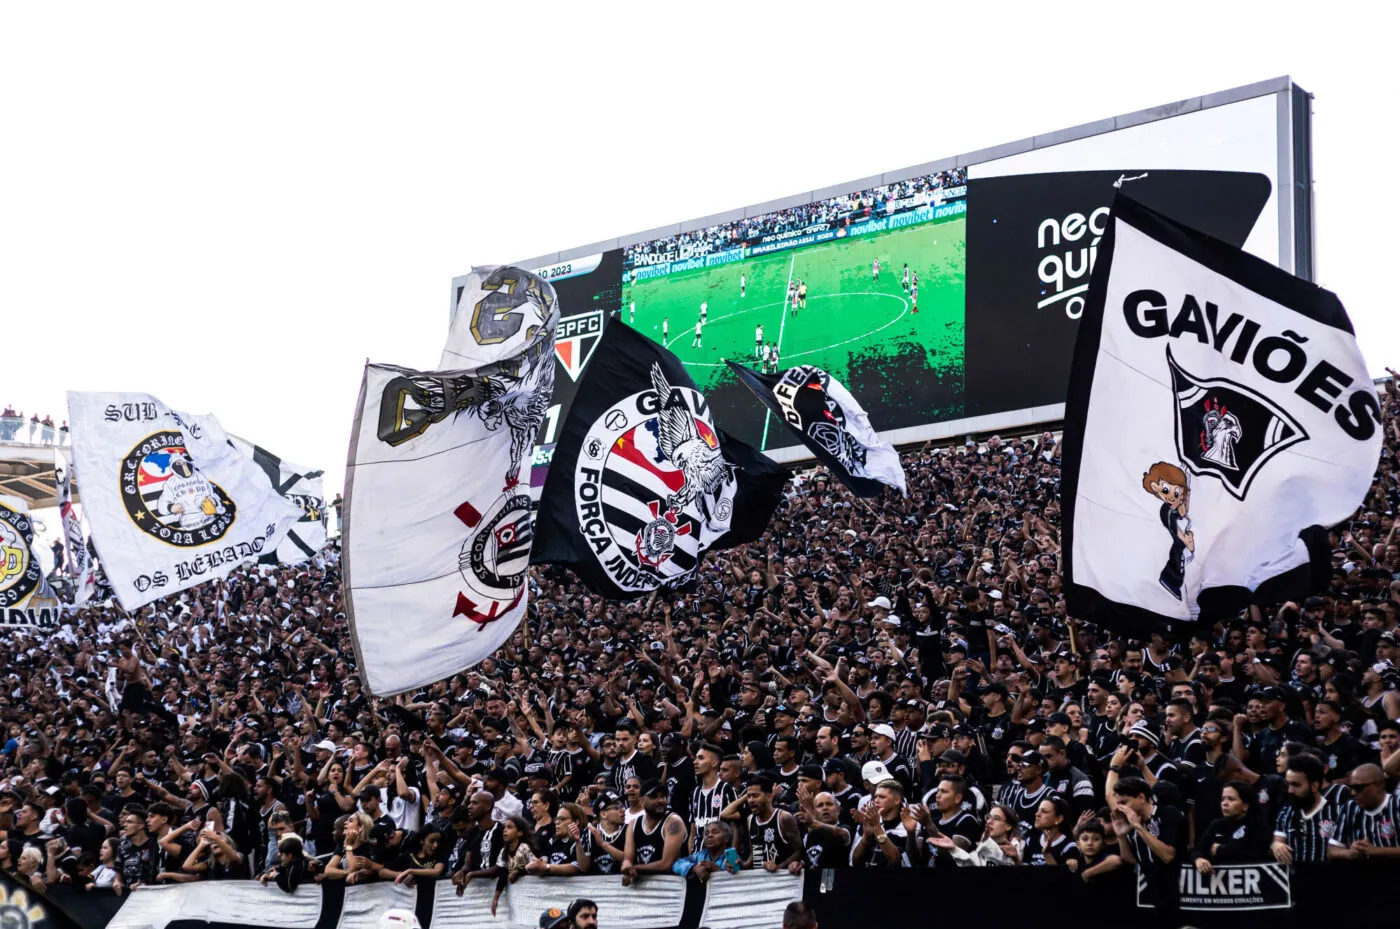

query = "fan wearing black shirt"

[
  {"left": 914, "top": 776, "right": 981, "bottom": 867},
  {"left": 1194, "top": 780, "right": 1270, "bottom": 868},
  {"left": 1109, "top": 777, "right": 1185, "bottom": 870},
  {"left": 1024, "top": 796, "right": 1083, "bottom": 869},
  {"left": 610, "top": 722, "right": 658, "bottom": 793}
]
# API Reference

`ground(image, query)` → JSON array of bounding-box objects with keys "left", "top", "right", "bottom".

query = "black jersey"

[
  {"left": 612, "top": 751, "right": 659, "bottom": 794},
  {"left": 588, "top": 825, "right": 626, "bottom": 874},
  {"left": 748, "top": 810, "right": 796, "bottom": 868},
  {"left": 802, "top": 823, "right": 850, "bottom": 869},
  {"left": 1273, "top": 796, "right": 1344, "bottom": 863},
  {"left": 1337, "top": 793, "right": 1400, "bottom": 848},
  {"left": 690, "top": 779, "right": 739, "bottom": 837},
  {"left": 997, "top": 780, "right": 1053, "bottom": 830},
  {"left": 1024, "top": 830, "right": 1083, "bottom": 868},
  {"left": 630, "top": 814, "right": 670, "bottom": 866}
]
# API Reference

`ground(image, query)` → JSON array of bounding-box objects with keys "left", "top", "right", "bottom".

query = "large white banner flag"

[
  {"left": 1062, "top": 197, "right": 1381, "bottom": 635},
  {"left": 345, "top": 265, "right": 558, "bottom": 695},
  {"left": 0, "top": 493, "right": 59, "bottom": 633},
  {"left": 229, "top": 436, "right": 327, "bottom": 565},
  {"left": 67, "top": 393, "right": 304, "bottom": 610}
]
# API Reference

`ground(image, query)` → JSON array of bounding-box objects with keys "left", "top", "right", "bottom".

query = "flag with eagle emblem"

[
  {"left": 533, "top": 322, "right": 789, "bottom": 599},
  {"left": 344, "top": 266, "right": 558, "bottom": 695},
  {"left": 727, "top": 361, "right": 906, "bottom": 497},
  {"left": 1061, "top": 196, "right": 1381, "bottom": 636}
]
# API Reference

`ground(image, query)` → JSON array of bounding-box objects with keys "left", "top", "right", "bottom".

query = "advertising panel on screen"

[{"left": 456, "top": 79, "right": 1312, "bottom": 460}]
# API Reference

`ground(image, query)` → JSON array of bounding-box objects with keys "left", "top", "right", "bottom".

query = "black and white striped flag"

[{"left": 230, "top": 437, "right": 327, "bottom": 565}]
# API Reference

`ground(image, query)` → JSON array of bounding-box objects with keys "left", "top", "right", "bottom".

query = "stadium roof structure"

[{"left": 0, "top": 441, "right": 69, "bottom": 508}]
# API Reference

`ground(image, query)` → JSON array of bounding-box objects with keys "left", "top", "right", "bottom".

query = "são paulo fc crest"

[
  {"left": 121, "top": 431, "right": 237, "bottom": 547},
  {"left": 555, "top": 310, "right": 604, "bottom": 382},
  {"left": 0, "top": 501, "right": 41, "bottom": 609},
  {"left": 453, "top": 492, "right": 532, "bottom": 625},
  {"left": 574, "top": 363, "right": 737, "bottom": 593},
  {"left": 1168, "top": 349, "right": 1307, "bottom": 500}
]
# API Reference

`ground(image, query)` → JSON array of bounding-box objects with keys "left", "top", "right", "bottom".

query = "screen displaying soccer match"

[
  {"left": 473, "top": 86, "right": 1305, "bottom": 457},
  {"left": 621, "top": 171, "right": 967, "bottom": 449}
]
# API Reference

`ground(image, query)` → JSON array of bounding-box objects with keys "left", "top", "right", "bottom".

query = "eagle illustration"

[
  {"left": 650, "top": 363, "right": 736, "bottom": 521},
  {"left": 475, "top": 360, "right": 554, "bottom": 491}
]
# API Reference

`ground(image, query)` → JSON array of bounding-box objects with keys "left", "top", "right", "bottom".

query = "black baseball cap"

[{"left": 638, "top": 778, "right": 666, "bottom": 798}]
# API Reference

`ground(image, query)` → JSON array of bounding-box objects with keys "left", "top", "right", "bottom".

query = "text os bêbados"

[
  {"left": 130, "top": 523, "right": 279, "bottom": 593},
  {"left": 1124, "top": 290, "right": 1382, "bottom": 441}
]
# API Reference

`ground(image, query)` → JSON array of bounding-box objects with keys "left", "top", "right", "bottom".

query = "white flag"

[
  {"left": 54, "top": 451, "right": 98, "bottom": 605},
  {"left": 1062, "top": 197, "right": 1381, "bottom": 633},
  {"left": 229, "top": 437, "right": 327, "bottom": 565},
  {"left": 0, "top": 494, "right": 60, "bottom": 633},
  {"left": 345, "top": 265, "right": 558, "bottom": 695},
  {"left": 67, "top": 392, "right": 304, "bottom": 610}
]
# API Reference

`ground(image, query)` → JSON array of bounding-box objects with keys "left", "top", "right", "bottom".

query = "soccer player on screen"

[
  {"left": 902, "top": 263, "right": 910, "bottom": 292},
  {"left": 700, "top": 300, "right": 708, "bottom": 324},
  {"left": 911, "top": 283, "right": 918, "bottom": 314},
  {"left": 755, "top": 324, "right": 764, "bottom": 358},
  {"left": 692, "top": 320, "right": 703, "bottom": 348},
  {"left": 873, "top": 258, "right": 880, "bottom": 282},
  {"left": 740, "top": 273, "right": 746, "bottom": 298},
  {"left": 629, "top": 300, "right": 636, "bottom": 323},
  {"left": 797, "top": 280, "right": 807, "bottom": 311},
  {"left": 662, "top": 317, "right": 669, "bottom": 342}
]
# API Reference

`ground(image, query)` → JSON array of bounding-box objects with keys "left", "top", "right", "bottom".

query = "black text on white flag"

[{"left": 1062, "top": 197, "right": 1380, "bottom": 635}]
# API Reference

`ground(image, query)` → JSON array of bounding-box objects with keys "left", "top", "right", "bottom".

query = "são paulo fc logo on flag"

[
  {"left": 574, "top": 363, "right": 737, "bottom": 593},
  {"left": 555, "top": 310, "right": 603, "bottom": 381},
  {"left": 1168, "top": 349, "right": 1307, "bottom": 500}
]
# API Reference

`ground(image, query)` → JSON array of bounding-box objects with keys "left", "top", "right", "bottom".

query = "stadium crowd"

[
  {"left": 3, "top": 375, "right": 1400, "bottom": 908},
  {"left": 625, "top": 169, "right": 967, "bottom": 267}
]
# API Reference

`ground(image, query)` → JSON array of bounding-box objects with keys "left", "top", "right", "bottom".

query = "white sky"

[{"left": 3, "top": 3, "right": 1395, "bottom": 498}]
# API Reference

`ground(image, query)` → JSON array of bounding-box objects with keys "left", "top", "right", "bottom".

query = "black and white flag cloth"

[
  {"left": 66, "top": 392, "right": 303, "bottom": 611},
  {"left": 344, "top": 266, "right": 558, "bottom": 695},
  {"left": 533, "top": 322, "right": 789, "bottom": 599},
  {"left": 229, "top": 437, "right": 327, "bottom": 565},
  {"left": 54, "top": 451, "right": 97, "bottom": 605},
  {"left": 726, "top": 362, "right": 906, "bottom": 497},
  {"left": 0, "top": 493, "right": 59, "bottom": 633},
  {"left": 1062, "top": 197, "right": 1381, "bottom": 635}
]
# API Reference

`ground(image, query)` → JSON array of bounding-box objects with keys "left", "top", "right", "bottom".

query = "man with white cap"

[{"left": 867, "top": 724, "right": 913, "bottom": 794}]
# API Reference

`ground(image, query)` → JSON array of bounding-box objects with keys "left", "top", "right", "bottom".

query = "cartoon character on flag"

[{"left": 1141, "top": 461, "right": 1194, "bottom": 601}]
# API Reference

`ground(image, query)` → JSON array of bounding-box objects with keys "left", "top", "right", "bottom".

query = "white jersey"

[
  {"left": 755, "top": 326, "right": 763, "bottom": 342},
  {"left": 695, "top": 322, "right": 703, "bottom": 335}
]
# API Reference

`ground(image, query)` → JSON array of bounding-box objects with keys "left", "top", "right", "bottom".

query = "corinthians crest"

[
  {"left": 1168, "top": 349, "right": 1308, "bottom": 500},
  {"left": 573, "top": 362, "right": 737, "bottom": 594}
]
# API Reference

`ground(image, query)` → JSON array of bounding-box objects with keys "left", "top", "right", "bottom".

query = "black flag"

[
  {"left": 727, "top": 361, "right": 907, "bottom": 498},
  {"left": 533, "top": 322, "right": 789, "bottom": 599}
]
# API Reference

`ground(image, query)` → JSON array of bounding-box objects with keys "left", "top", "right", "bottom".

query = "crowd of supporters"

[
  {"left": 0, "top": 407, "right": 67, "bottom": 445},
  {"left": 624, "top": 169, "right": 967, "bottom": 267},
  {"left": 2, "top": 378, "right": 1400, "bottom": 907}
]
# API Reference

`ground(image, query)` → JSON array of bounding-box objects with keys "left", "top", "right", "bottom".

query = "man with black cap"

[
  {"left": 821, "top": 759, "right": 863, "bottom": 828},
  {"left": 1248, "top": 686, "right": 1311, "bottom": 775},
  {"left": 1039, "top": 737, "right": 1095, "bottom": 818},
  {"left": 997, "top": 744, "right": 1052, "bottom": 830},
  {"left": 620, "top": 779, "right": 685, "bottom": 885},
  {"left": 587, "top": 791, "right": 628, "bottom": 875}
]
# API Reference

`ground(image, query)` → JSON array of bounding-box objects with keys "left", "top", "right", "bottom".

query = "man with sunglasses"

[{"left": 1330, "top": 764, "right": 1400, "bottom": 859}]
